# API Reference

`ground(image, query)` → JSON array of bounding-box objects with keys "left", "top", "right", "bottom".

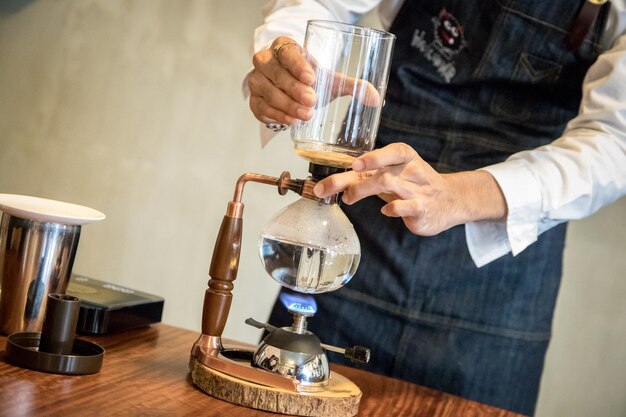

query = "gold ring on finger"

[{"left": 272, "top": 41, "right": 299, "bottom": 65}]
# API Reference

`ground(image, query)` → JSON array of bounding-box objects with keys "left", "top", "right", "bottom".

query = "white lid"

[{"left": 0, "top": 194, "right": 105, "bottom": 225}]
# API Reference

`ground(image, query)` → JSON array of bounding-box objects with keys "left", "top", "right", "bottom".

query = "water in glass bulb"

[{"left": 258, "top": 198, "right": 360, "bottom": 294}]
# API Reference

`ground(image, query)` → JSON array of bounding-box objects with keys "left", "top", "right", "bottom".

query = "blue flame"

[{"left": 279, "top": 291, "right": 318, "bottom": 315}]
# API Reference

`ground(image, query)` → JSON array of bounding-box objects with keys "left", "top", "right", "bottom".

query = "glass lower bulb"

[{"left": 259, "top": 198, "right": 360, "bottom": 294}]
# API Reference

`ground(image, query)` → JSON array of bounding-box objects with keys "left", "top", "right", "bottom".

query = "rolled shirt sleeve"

[{"left": 467, "top": 29, "right": 626, "bottom": 268}]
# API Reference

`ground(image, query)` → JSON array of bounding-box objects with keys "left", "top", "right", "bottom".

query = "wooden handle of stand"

[{"left": 201, "top": 215, "right": 243, "bottom": 337}]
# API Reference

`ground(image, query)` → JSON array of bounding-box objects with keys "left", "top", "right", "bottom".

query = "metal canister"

[{"left": 0, "top": 214, "right": 81, "bottom": 335}]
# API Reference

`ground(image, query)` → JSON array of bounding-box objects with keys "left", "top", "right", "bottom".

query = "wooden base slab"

[{"left": 190, "top": 357, "right": 361, "bottom": 417}]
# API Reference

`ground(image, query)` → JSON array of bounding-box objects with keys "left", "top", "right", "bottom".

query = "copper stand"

[
  {"left": 189, "top": 172, "right": 362, "bottom": 417},
  {"left": 190, "top": 171, "right": 319, "bottom": 391}
]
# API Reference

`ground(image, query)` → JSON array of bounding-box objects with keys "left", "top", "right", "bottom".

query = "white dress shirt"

[{"left": 251, "top": 0, "right": 626, "bottom": 267}]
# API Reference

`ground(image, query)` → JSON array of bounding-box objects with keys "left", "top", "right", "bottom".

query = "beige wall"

[
  {"left": 0, "top": 2, "right": 623, "bottom": 416},
  {"left": 0, "top": 0, "right": 301, "bottom": 345}
]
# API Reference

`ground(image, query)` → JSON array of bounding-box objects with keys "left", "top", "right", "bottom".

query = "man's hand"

[
  {"left": 248, "top": 37, "right": 317, "bottom": 125},
  {"left": 313, "top": 143, "right": 508, "bottom": 236},
  {"left": 248, "top": 37, "right": 382, "bottom": 125}
]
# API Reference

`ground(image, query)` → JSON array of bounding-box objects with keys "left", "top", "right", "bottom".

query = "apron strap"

[{"left": 566, "top": 0, "right": 609, "bottom": 50}]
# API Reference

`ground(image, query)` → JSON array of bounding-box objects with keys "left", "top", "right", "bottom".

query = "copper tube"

[
  {"left": 232, "top": 173, "right": 280, "bottom": 205},
  {"left": 229, "top": 172, "right": 331, "bottom": 208},
  {"left": 227, "top": 173, "right": 286, "bottom": 218},
  {"left": 225, "top": 202, "right": 244, "bottom": 220}
]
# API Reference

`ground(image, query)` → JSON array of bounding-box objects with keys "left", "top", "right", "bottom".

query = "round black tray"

[{"left": 6, "top": 332, "right": 104, "bottom": 375}]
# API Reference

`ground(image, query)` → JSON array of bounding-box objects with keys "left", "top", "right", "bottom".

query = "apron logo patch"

[{"left": 410, "top": 8, "right": 467, "bottom": 82}]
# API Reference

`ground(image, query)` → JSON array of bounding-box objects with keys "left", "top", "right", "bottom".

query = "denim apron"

[{"left": 268, "top": 1, "right": 607, "bottom": 414}]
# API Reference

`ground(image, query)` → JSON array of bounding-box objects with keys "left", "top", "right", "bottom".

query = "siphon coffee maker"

[{"left": 190, "top": 20, "right": 394, "bottom": 417}]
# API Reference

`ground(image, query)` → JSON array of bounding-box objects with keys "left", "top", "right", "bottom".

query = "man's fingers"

[
  {"left": 268, "top": 54, "right": 317, "bottom": 107},
  {"left": 249, "top": 95, "right": 294, "bottom": 125},
  {"left": 248, "top": 72, "right": 311, "bottom": 121},
  {"left": 341, "top": 169, "right": 412, "bottom": 204},
  {"left": 337, "top": 76, "right": 381, "bottom": 107},
  {"left": 275, "top": 41, "right": 316, "bottom": 86},
  {"left": 313, "top": 169, "right": 405, "bottom": 205},
  {"left": 249, "top": 39, "right": 317, "bottom": 123},
  {"left": 353, "top": 143, "right": 420, "bottom": 172},
  {"left": 269, "top": 37, "right": 316, "bottom": 89},
  {"left": 377, "top": 192, "right": 397, "bottom": 203},
  {"left": 313, "top": 170, "right": 363, "bottom": 197},
  {"left": 321, "top": 69, "right": 381, "bottom": 107},
  {"left": 253, "top": 52, "right": 315, "bottom": 104},
  {"left": 381, "top": 199, "right": 421, "bottom": 218}
]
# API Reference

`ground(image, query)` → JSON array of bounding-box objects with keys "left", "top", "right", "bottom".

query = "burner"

[{"left": 251, "top": 299, "right": 329, "bottom": 390}]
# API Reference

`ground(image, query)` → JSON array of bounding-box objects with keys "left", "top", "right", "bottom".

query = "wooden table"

[{"left": 0, "top": 324, "right": 524, "bottom": 417}]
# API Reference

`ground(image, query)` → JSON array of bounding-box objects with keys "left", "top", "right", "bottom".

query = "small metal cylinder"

[
  {"left": 39, "top": 293, "right": 80, "bottom": 355},
  {"left": 292, "top": 313, "right": 308, "bottom": 334}
]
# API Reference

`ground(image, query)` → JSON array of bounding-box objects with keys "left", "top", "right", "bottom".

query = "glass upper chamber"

[{"left": 259, "top": 197, "right": 360, "bottom": 294}]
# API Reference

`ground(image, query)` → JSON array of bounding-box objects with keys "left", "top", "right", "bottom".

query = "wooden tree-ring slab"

[{"left": 190, "top": 357, "right": 361, "bottom": 417}]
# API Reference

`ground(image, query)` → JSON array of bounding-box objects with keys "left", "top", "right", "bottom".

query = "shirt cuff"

[
  {"left": 465, "top": 159, "right": 543, "bottom": 267},
  {"left": 465, "top": 221, "right": 511, "bottom": 268}
]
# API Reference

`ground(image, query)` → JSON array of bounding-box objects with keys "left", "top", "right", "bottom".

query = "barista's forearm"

[{"left": 443, "top": 170, "right": 508, "bottom": 225}]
